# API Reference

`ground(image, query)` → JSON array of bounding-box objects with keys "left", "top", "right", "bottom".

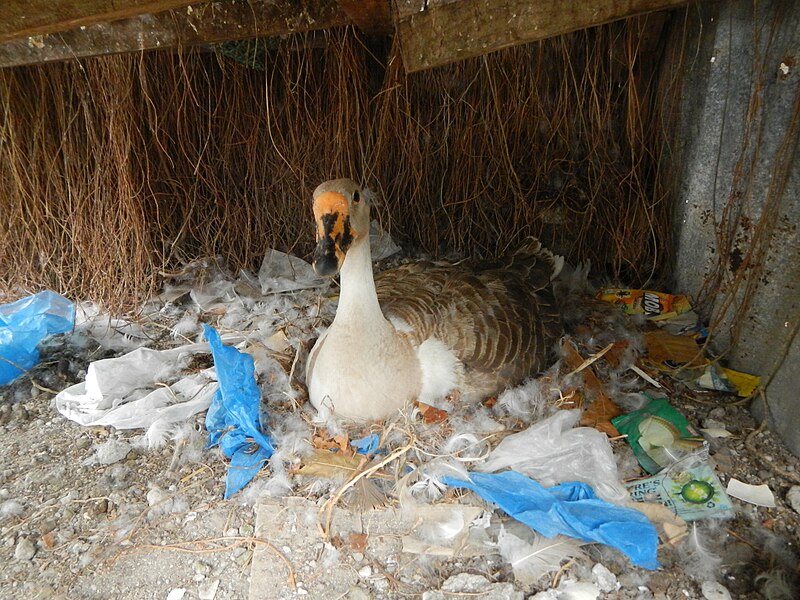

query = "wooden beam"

[
  {"left": 0, "top": 1, "right": 350, "bottom": 68},
  {"left": 394, "top": 0, "right": 692, "bottom": 73},
  {"left": 338, "top": 0, "right": 393, "bottom": 34},
  {"left": 0, "top": 0, "right": 205, "bottom": 44}
]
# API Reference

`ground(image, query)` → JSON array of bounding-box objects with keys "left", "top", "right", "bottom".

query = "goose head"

[{"left": 312, "top": 178, "right": 369, "bottom": 276}]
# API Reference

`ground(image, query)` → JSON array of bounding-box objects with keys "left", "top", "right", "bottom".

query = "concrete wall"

[{"left": 669, "top": 0, "right": 800, "bottom": 454}]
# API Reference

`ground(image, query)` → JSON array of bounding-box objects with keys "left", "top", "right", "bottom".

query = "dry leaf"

[
  {"left": 348, "top": 532, "right": 368, "bottom": 552},
  {"left": 603, "top": 340, "right": 630, "bottom": 368},
  {"left": 312, "top": 432, "right": 354, "bottom": 456},
  {"left": 561, "top": 340, "right": 604, "bottom": 393},
  {"left": 416, "top": 402, "right": 449, "bottom": 424},
  {"left": 333, "top": 434, "right": 352, "bottom": 455},
  {"left": 644, "top": 330, "right": 707, "bottom": 370},
  {"left": 295, "top": 448, "right": 365, "bottom": 479},
  {"left": 580, "top": 393, "right": 622, "bottom": 437},
  {"left": 264, "top": 329, "right": 290, "bottom": 352}
]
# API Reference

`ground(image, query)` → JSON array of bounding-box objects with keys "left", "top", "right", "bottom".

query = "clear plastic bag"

[{"left": 477, "top": 409, "right": 629, "bottom": 505}]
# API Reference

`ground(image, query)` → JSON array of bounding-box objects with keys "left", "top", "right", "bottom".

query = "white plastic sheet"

[
  {"left": 369, "top": 220, "right": 401, "bottom": 261},
  {"left": 55, "top": 342, "right": 220, "bottom": 434},
  {"left": 476, "top": 409, "right": 630, "bottom": 505},
  {"left": 258, "top": 249, "right": 327, "bottom": 294}
]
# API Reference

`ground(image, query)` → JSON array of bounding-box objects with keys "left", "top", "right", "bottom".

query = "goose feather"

[{"left": 306, "top": 178, "right": 562, "bottom": 421}]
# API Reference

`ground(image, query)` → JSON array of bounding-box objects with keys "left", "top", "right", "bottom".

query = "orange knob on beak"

[{"left": 312, "top": 191, "right": 355, "bottom": 276}]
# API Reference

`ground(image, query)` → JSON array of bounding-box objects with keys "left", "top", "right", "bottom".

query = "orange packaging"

[{"left": 596, "top": 288, "right": 692, "bottom": 320}]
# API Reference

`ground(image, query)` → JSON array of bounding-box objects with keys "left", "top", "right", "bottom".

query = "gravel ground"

[{"left": 1, "top": 280, "right": 799, "bottom": 600}]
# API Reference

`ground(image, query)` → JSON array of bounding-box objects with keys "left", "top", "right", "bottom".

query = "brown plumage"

[{"left": 374, "top": 242, "right": 562, "bottom": 399}]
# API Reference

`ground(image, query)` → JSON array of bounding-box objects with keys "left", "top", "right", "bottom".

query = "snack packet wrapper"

[
  {"left": 612, "top": 395, "right": 705, "bottom": 474},
  {"left": 627, "top": 452, "right": 733, "bottom": 521},
  {"left": 597, "top": 288, "right": 692, "bottom": 320}
]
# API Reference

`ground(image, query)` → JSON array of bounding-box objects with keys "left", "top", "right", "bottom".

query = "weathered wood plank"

[
  {"left": 0, "top": 0, "right": 205, "bottom": 43},
  {"left": 338, "top": 0, "right": 393, "bottom": 34},
  {"left": 0, "top": 0, "right": 350, "bottom": 68},
  {"left": 395, "top": 0, "right": 692, "bottom": 72}
]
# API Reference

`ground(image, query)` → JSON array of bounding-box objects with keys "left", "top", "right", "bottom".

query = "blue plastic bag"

[
  {"left": 351, "top": 433, "right": 381, "bottom": 456},
  {"left": 444, "top": 471, "right": 660, "bottom": 570},
  {"left": 204, "top": 325, "right": 274, "bottom": 498},
  {"left": 0, "top": 291, "right": 75, "bottom": 385}
]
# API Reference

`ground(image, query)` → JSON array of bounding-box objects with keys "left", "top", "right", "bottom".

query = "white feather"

[
  {"left": 495, "top": 375, "right": 556, "bottom": 423},
  {"left": 754, "top": 525, "right": 800, "bottom": 569},
  {"left": 756, "top": 569, "right": 796, "bottom": 600},
  {"left": 171, "top": 310, "right": 200, "bottom": 339},
  {"left": 388, "top": 316, "right": 414, "bottom": 334},
  {"left": 440, "top": 432, "right": 490, "bottom": 462},
  {"left": 0, "top": 499, "right": 24, "bottom": 518},
  {"left": 409, "top": 459, "right": 470, "bottom": 502},
  {"left": 414, "top": 508, "right": 470, "bottom": 545},
  {"left": 261, "top": 451, "right": 294, "bottom": 497},
  {"left": 172, "top": 422, "right": 206, "bottom": 464},
  {"left": 497, "top": 526, "right": 585, "bottom": 586},
  {"left": 74, "top": 301, "right": 150, "bottom": 351},
  {"left": 145, "top": 418, "right": 174, "bottom": 450},
  {"left": 236, "top": 478, "right": 270, "bottom": 506},
  {"left": 613, "top": 391, "right": 650, "bottom": 412},
  {"left": 416, "top": 337, "right": 462, "bottom": 405},
  {"left": 681, "top": 523, "right": 722, "bottom": 581},
  {"left": 268, "top": 413, "right": 313, "bottom": 457}
]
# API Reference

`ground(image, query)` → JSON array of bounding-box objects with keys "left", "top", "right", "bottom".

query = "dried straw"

[{"left": 0, "top": 17, "right": 683, "bottom": 311}]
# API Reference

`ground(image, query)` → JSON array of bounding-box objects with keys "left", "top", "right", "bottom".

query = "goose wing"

[{"left": 374, "top": 245, "right": 562, "bottom": 387}]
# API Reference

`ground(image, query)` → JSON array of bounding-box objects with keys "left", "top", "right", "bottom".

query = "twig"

[
  {"left": 0, "top": 355, "right": 60, "bottom": 395},
  {"left": 629, "top": 364, "right": 662, "bottom": 388},
  {"left": 551, "top": 558, "right": 576, "bottom": 588},
  {"left": 563, "top": 343, "right": 614, "bottom": 379}
]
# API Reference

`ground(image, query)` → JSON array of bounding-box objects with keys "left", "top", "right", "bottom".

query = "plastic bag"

[
  {"left": 443, "top": 471, "right": 660, "bottom": 569},
  {"left": 258, "top": 249, "right": 327, "bottom": 294},
  {"left": 204, "top": 325, "right": 274, "bottom": 498},
  {"left": 351, "top": 433, "right": 381, "bottom": 456},
  {"left": 612, "top": 395, "right": 704, "bottom": 474},
  {"left": 626, "top": 451, "right": 733, "bottom": 521},
  {"left": 695, "top": 364, "right": 760, "bottom": 397},
  {"left": 369, "top": 220, "right": 401, "bottom": 261},
  {"left": 0, "top": 291, "right": 75, "bottom": 385},
  {"left": 477, "top": 410, "right": 630, "bottom": 505},
  {"left": 55, "top": 342, "right": 217, "bottom": 434}
]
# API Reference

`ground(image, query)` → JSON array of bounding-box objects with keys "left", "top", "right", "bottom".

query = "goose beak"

[{"left": 312, "top": 191, "right": 355, "bottom": 276}]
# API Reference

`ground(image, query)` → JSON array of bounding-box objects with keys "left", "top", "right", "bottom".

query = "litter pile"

[{"left": 1, "top": 239, "right": 799, "bottom": 599}]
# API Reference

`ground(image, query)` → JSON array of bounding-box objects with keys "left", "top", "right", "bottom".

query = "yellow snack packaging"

[{"left": 597, "top": 288, "right": 692, "bottom": 320}]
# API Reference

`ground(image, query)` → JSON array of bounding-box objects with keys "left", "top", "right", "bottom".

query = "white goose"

[{"left": 306, "top": 178, "right": 562, "bottom": 421}]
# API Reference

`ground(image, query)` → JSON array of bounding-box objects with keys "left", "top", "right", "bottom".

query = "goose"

[{"left": 306, "top": 178, "right": 563, "bottom": 421}]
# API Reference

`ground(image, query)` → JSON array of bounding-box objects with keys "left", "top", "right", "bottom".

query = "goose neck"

[{"left": 336, "top": 239, "right": 384, "bottom": 325}]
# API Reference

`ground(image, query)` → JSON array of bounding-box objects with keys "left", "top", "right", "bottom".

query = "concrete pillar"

[{"left": 669, "top": 0, "right": 800, "bottom": 454}]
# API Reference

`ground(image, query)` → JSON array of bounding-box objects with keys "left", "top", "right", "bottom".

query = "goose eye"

[{"left": 353, "top": 191, "right": 360, "bottom": 203}]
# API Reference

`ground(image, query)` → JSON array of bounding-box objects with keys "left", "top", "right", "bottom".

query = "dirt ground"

[{"left": 1, "top": 265, "right": 799, "bottom": 600}]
